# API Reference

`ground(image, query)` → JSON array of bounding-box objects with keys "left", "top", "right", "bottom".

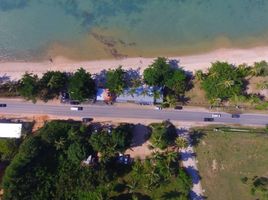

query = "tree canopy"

[
  {"left": 18, "top": 73, "right": 39, "bottom": 102},
  {"left": 90, "top": 123, "right": 133, "bottom": 159},
  {"left": 143, "top": 57, "right": 188, "bottom": 96},
  {"left": 68, "top": 68, "right": 96, "bottom": 101},
  {"left": 38, "top": 71, "right": 67, "bottom": 101},
  {"left": 149, "top": 121, "right": 177, "bottom": 149},
  {"left": 105, "top": 66, "right": 127, "bottom": 95},
  {"left": 201, "top": 61, "right": 245, "bottom": 102}
]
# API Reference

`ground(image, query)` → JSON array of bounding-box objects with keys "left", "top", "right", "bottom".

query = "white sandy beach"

[{"left": 1, "top": 46, "right": 268, "bottom": 80}]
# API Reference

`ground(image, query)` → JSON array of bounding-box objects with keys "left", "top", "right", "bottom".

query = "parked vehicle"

[
  {"left": 174, "top": 106, "right": 183, "bottom": 110},
  {"left": 155, "top": 106, "right": 162, "bottom": 110},
  {"left": 204, "top": 117, "right": 214, "bottom": 122},
  {"left": 82, "top": 118, "right": 93, "bottom": 123},
  {"left": 70, "top": 100, "right": 80, "bottom": 105},
  {"left": 70, "top": 106, "right": 83, "bottom": 111},
  {"left": 0, "top": 104, "right": 7, "bottom": 107},
  {"left": 231, "top": 114, "right": 240, "bottom": 118},
  {"left": 211, "top": 113, "right": 221, "bottom": 118}
]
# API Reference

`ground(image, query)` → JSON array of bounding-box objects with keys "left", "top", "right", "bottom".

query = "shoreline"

[{"left": 1, "top": 46, "right": 268, "bottom": 80}]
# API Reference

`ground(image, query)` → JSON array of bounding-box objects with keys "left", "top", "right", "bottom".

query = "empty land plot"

[{"left": 192, "top": 127, "right": 268, "bottom": 200}]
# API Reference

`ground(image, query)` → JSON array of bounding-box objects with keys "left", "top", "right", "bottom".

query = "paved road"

[{"left": 0, "top": 101, "right": 267, "bottom": 125}]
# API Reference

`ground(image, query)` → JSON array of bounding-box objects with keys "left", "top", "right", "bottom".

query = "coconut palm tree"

[
  {"left": 195, "top": 70, "right": 204, "bottom": 81},
  {"left": 256, "top": 81, "right": 268, "bottom": 90},
  {"left": 218, "top": 80, "right": 234, "bottom": 88},
  {"left": 175, "top": 137, "right": 188, "bottom": 150}
]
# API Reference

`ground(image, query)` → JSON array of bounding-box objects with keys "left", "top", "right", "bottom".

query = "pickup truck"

[{"left": 70, "top": 106, "right": 83, "bottom": 111}]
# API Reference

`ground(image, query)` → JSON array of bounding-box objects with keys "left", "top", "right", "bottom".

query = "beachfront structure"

[
  {"left": 96, "top": 86, "right": 163, "bottom": 105},
  {"left": 0, "top": 123, "right": 22, "bottom": 138}
]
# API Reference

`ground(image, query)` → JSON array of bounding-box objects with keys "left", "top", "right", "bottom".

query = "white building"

[{"left": 0, "top": 123, "right": 22, "bottom": 138}]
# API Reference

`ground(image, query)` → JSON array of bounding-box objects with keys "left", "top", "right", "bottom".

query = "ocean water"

[{"left": 1, "top": 0, "right": 268, "bottom": 61}]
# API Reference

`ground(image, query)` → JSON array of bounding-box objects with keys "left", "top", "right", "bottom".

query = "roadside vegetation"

[
  {"left": 0, "top": 120, "right": 192, "bottom": 200},
  {"left": 0, "top": 57, "right": 266, "bottom": 110},
  {"left": 191, "top": 125, "right": 268, "bottom": 200}
]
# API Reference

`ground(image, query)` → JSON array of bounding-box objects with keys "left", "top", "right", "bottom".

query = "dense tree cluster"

[
  {"left": 68, "top": 68, "right": 96, "bottom": 101},
  {"left": 17, "top": 68, "right": 96, "bottom": 102},
  {"left": 143, "top": 57, "right": 188, "bottom": 96},
  {"left": 0, "top": 139, "right": 20, "bottom": 162},
  {"left": 2, "top": 121, "right": 94, "bottom": 199},
  {"left": 149, "top": 121, "right": 177, "bottom": 149},
  {"left": 90, "top": 123, "right": 134, "bottom": 159},
  {"left": 201, "top": 62, "right": 245, "bottom": 102},
  {"left": 1, "top": 121, "right": 136, "bottom": 200}
]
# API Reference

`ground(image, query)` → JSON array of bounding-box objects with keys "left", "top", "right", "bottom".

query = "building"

[
  {"left": 0, "top": 123, "right": 22, "bottom": 138},
  {"left": 96, "top": 86, "right": 163, "bottom": 105}
]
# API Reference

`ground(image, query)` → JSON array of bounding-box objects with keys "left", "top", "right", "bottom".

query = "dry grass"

[
  {"left": 185, "top": 79, "right": 210, "bottom": 107},
  {"left": 193, "top": 128, "right": 268, "bottom": 200}
]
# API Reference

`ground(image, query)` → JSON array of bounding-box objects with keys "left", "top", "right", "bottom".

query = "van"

[{"left": 70, "top": 106, "right": 83, "bottom": 111}]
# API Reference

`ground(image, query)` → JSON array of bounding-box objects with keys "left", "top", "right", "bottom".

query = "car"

[
  {"left": 211, "top": 113, "right": 221, "bottom": 118},
  {"left": 82, "top": 117, "right": 93, "bottom": 123},
  {"left": 70, "top": 106, "right": 83, "bottom": 111},
  {"left": 70, "top": 100, "right": 80, "bottom": 105},
  {"left": 231, "top": 114, "right": 240, "bottom": 118},
  {"left": 155, "top": 106, "right": 162, "bottom": 110},
  {"left": 174, "top": 106, "right": 183, "bottom": 110},
  {"left": 204, "top": 117, "right": 214, "bottom": 122},
  {"left": 0, "top": 104, "right": 7, "bottom": 107}
]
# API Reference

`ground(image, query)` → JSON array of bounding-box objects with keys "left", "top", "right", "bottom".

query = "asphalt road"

[{"left": 0, "top": 101, "right": 267, "bottom": 126}]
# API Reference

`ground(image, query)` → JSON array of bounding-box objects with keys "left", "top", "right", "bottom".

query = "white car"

[
  {"left": 70, "top": 106, "right": 83, "bottom": 111},
  {"left": 211, "top": 113, "right": 221, "bottom": 118},
  {"left": 154, "top": 106, "right": 162, "bottom": 110}
]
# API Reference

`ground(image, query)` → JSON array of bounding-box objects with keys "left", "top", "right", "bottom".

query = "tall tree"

[
  {"left": 68, "top": 68, "right": 96, "bottom": 101},
  {"left": 38, "top": 71, "right": 68, "bottom": 101},
  {"left": 105, "top": 66, "right": 127, "bottom": 95},
  {"left": 143, "top": 57, "right": 173, "bottom": 87},
  {"left": 18, "top": 73, "right": 39, "bottom": 102}
]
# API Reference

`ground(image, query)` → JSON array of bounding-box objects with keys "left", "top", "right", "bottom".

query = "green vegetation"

[
  {"left": 105, "top": 66, "right": 127, "bottom": 95},
  {"left": 1, "top": 120, "right": 191, "bottom": 200},
  {"left": 114, "top": 151, "right": 192, "bottom": 200},
  {"left": 149, "top": 121, "right": 177, "bottom": 149},
  {"left": 90, "top": 123, "right": 134, "bottom": 159},
  {"left": 18, "top": 73, "right": 39, "bottom": 102},
  {"left": 251, "top": 61, "right": 268, "bottom": 77},
  {"left": 0, "top": 139, "right": 20, "bottom": 162},
  {"left": 68, "top": 68, "right": 96, "bottom": 101},
  {"left": 38, "top": 71, "right": 68, "bottom": 102},
  {"left": 143, "top": 57, "right": 188, "bottom": 106},
  {"left": 201, "top": 62, "right": 244, "bottom": 102},
  {"left": 192, "top": 126, "right": 268, "bottom": 200}
]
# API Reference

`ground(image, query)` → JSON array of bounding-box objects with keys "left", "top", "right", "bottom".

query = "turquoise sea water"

[{"left": 1, "top": 0, "right": 268, "bottom": 61}]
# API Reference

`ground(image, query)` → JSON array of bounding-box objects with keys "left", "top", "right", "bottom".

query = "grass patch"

[{"left": 192, "top": 126, "right": 268, "bottom": 200}]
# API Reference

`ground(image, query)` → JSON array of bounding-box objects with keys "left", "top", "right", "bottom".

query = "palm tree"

[
  {"left": 195, "top": 70, "right": 204, "bottom": 81},
  {"left": 256, "top": 81, "right": 268, "bottom": 90},
  {"left": 175, "top": 137, "right": 188, "bottom": 150},
  {"left": 218, "top": 80, "right": 234, "bottom": 88},
  {"left": 209, "top": 71, "right": 218, "bottom": 78},
  {"left": 165, "top": 94, "right": 177, "bottom": 108},
  {"left": 54, "top": 137, "right": 66, "bottom": 150}
]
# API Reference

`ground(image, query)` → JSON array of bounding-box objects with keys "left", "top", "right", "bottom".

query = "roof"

[
  {"left": 116, "top": 86, "right": 163, "bottom": 104},
  {"left": 0, "top": 123, "right": 22, "bottom": 138}
]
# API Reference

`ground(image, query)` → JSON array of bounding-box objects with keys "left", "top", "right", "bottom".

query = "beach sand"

[{"left": 1, "top": 46, "right": 268, "bottom": 80}]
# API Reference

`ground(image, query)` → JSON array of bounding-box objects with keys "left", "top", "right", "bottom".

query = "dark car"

[
  {"left": 70, "top": 100, "right": 80, "bottom": 105},
  {"left": 0, "top": 104, "right": 7, "bottom": 107},
  {"left": 204, "top": 117, "right": 214, "bottom": 122},
  {"left": 231, "top": 114, "right": 240, "bottom": 118},
  {"left": 82, "top": 117, "right": 93, "bottom": 123},
  {"left": 174, "top": 106, "right": 183, "bottom": 110}
]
